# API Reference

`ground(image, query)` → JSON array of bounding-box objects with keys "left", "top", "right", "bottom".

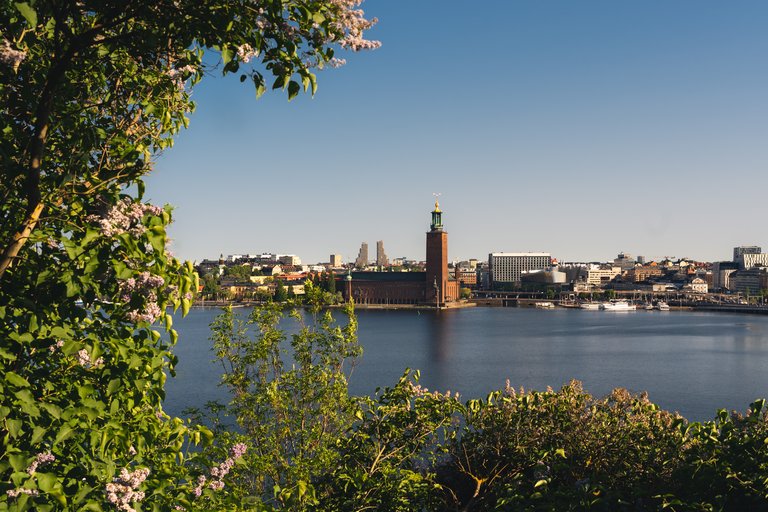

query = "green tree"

[
  {"left": 274, "top": 280, "right": 288, "bottom": 303},
  {"left": 0, "top": 0, "right": 378, "bottom": 509},
  {"left": 201, "top": 271, "right": 222, "bottom": 299},
  {"left": 224, "top": 264, "right": 253, "bottom": 283},
  {"left": 208, "top": 295, "right": 362, "bottom": 509},
  {"left": 460, "top": 287, "right": 472, "bottom": 300}
]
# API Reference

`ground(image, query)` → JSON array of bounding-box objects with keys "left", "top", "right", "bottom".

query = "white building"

[
  {"left": 683, "top": 277, "right": 708, "bottom": 294},
  {"left": 489, "top": 252, "right": 551, "bottom": 284},
  {"left": 586, "top": 265, "right": 622, "bottom": 286},
  {"left": 739, "top": 253, "right": 768, "bottom": 270}
]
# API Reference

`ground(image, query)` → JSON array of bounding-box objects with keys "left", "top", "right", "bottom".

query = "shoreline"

[{"left": 189, "top": 299, "right": 768, "bottom": 315}]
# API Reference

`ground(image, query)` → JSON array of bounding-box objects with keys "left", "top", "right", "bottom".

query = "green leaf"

[
  {"left": 14, "top": 2, "right": 37, "bottom": 26},
  {"left": 54, "top": 424, "right": 74, "bottom": 445},
  {"left": 288, "top": 81, "right": 300, "bottom": 101},
  {"left": 534, "top": 479, "right": 548, "bottom": 488},
  {"left": 6, "top": 371, "right": 30, "bottom": 387},
  {"left": 7, "top": 418, "right": 22, "bottom": 438},
  {"left": 31, "top": 425, "right": 46, "bottom": 445},
  {"left": 36, "top": 472, "right": 57, "bottom": 493},
  {"left": 221, "top": 46, "right": 233, "bottom": 65}
]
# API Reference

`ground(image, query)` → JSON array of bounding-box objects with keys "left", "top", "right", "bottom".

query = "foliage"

[
  {"left": 459, "top": 287, "right": 472, "bottom": 300},
  {"left": 207, "top": 294, "right": 361, "bottom": 510},
  {"left": 224, "top": 265, "right": 255, "bottom": 283},
  {"left": 319, "top": 371, "right": 462, "bottom": 512},
  {"left": 0, "top": 0, "right": 377, "bottom": 509},
  {"left": 273, "top": 280, "right": 288, "bottom": 303}
]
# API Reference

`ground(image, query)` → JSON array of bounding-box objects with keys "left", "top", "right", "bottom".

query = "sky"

[{"left": 146, "top": 1, "right": 768, "bottom": 265}]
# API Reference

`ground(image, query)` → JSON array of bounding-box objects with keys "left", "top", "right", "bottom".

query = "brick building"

[{"left": 340, "top": 201, "right": 460, "bottom": 306}]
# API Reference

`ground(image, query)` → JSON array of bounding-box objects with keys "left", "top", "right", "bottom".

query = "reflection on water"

[{"left": 165, "top": 307, "right": 768, "bottom": 422}]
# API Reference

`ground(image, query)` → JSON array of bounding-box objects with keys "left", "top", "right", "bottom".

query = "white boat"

[
  {"left": 580, "top": 302, "right": 601, "bottom": 310},
  {"left": 535, "top": 301, "right": 555, "bottom": 308},
  {"left": 656, "top": 301, "right": 670, "bottom": 311},
  {"left": 600, "top": 301, "right": 637, "bottom": 311}
]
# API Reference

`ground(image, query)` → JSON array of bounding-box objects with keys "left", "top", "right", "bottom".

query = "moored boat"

[{"left": 600, "top": 300, "right": 637, "bottom": 311}]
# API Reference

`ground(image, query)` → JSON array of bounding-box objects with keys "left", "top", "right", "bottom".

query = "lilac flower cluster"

[
  {"left": 193, "top": 443, "right": 247, "bottom": 497},
  {"left": 105, "top": 467, "right": 150, "bottom": 512},
  {"left": 26, "top": 452, "right": 55, "bottom": 475},
  {"left": 167, "top": 64, "right": 196, "bottom": 90},
  {"left": 0, "top": 39, "right": 26, "bottom": 71},
  {"left": 408, "top": 382, "right": 459, "bottom": 401},
  {"left": 119, "top": 272, "right": 166, "bottom": 324},
  {"left": 77, "top": 349, "right": 104, "bottom": 368},
  {"left": 331, "top": 0, "right": 381, "bottom": 51},
  {"left": 237, "top": 44, "right": 258, "bottom": 63},
  {"left": 87, "top": 198, "right": 163, "bottom": 238},
  {"left": 49, "top": 339, "right": 64, "bottom": 353},
  {"left": 6, "top": 488, "right": 38, "bottom": 498}
]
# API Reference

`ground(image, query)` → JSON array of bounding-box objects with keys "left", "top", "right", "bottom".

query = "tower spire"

[{"left": 431, "top": 193, "right": 443, "bottom": 231}]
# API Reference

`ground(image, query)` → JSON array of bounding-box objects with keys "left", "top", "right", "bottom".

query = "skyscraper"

[
  {"left": 354, "top": 242, "right": 368, "bottom": 268},
  {"left": 376, "top": 240, "right": 388, "bottom": 267}
]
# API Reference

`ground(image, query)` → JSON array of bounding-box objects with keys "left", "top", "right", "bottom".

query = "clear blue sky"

[{"left": 146, "top": 1, "right": 768, "bottom": 265}]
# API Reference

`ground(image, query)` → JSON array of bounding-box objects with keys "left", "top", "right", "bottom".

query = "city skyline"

[{"left": 145, "top": 1, "right": 768, "bottom": 264}]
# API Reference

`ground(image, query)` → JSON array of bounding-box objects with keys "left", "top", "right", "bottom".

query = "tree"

[
  {"left": 0, "top": 1, "right": 378, "bottom": 509},
  {"left": 224, "top": 264, "right": 253, "bottom": 283},
  {"left": 208, "top": 297, "right": 362, "bottom": 509},
  {"left": 274, "top": 280, "right": 288, "bottom": 303},
  {"left": 201, "top": 271, "right": 222, "bottom": 299}
]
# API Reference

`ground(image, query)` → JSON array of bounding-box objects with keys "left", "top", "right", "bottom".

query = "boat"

[
  {"left": 580, "top": 302, "right": 601, "bottom": 310},
  {"left": 656, "top": 301, "right": 670, "bottom": 311},
  {"left": 600, "top": 301, "right": 637, "bottom": 311},
  {"left": 535, "top": 301, "right": 555, "bottom": 308}
]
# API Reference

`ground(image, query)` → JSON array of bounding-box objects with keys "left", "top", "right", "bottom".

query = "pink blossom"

[
  {"left": 26, "top": 452, "right": 55, "bottom": 475},
  {"left": 0, "top": 39, "right": 26, "bottom": 71},
  {"left": 77, "top": 349, "right": 91, "bottom": 366},
  {"left": 87, "top": 198, "right": 163, "bottom": 238},
  {"left": 237, "top": 44, "right": 258, "bottom": 63},
  {"left": 105, "top": 467, "right": 149, "bottom": 512},
  {"left": 6, "top": 488, "right": 38, "bottom": 498}
]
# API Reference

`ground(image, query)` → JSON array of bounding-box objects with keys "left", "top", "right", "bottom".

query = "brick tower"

[{"left": 426, "top": 200, "right": 448, "bottom": 305}]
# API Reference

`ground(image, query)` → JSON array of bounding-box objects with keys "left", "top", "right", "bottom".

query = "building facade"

[{"left": 489, "top": 252, "right": 551, "bottom": 286}]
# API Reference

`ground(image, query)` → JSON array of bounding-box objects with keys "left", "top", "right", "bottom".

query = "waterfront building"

[
  {"left": 488, "top": 252, "right": 551, "bottom": 286},
  {"left": 376, "top": 240, "right": 388, "bottom": 267},
  {"left": 729, "top": 268, "right": 768, "bottom": 296},
  {"left": 712, "top": 261, "right": 739, "bottom": 291},
  {"left": 354, "top": 242, "right": 369, "bottom": 268},
  {"left": 340, "top": 202, "right": 459, "bottom": 305},
  {"left": 682, "top": 277, "right": 708, "bottom": 294},
  {"left": 520, "top": 267, "right": 567, "bottom": 284}
]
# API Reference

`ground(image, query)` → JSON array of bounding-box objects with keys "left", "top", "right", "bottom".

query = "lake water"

[{"left": 164, "top": 306, "right": 768, "bottom": 421}]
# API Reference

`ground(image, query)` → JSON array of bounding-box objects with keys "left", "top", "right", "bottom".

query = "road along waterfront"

[{"left": 165, "top": 306, "right": 768, "bottom": 421}]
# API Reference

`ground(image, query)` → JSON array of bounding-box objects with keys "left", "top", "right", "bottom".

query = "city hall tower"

[{"left": 426, "top": 200, "right": 449, "bottom": 305}]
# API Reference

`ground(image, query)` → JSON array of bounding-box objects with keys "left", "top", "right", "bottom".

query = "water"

[{"left": 164, "top": 307, "right": 768, "bottom": 421}]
